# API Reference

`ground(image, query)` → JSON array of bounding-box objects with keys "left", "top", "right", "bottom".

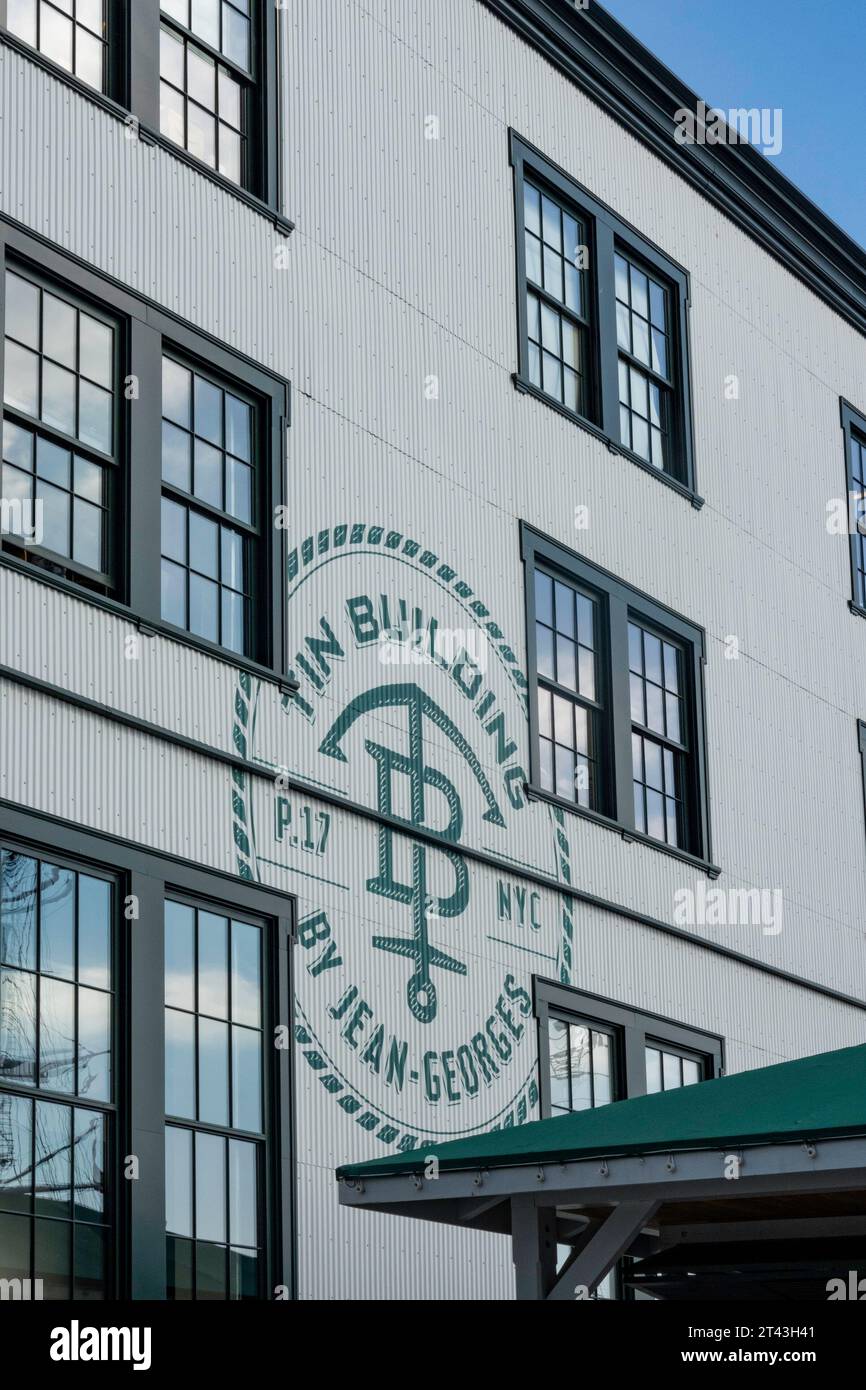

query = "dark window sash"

[
  {"left": 841, "top": 398, "right": 866, "bottom": 616},
  {"left": 510, "top": 130, "right": 699, "bottom": 500},
  {"left": 0, "top": 802, "right": 296, "bottom": 1301},
  {"left": 533, "top": 976, "right": 724, "bottom": 1116},
  {"left": 129, "top": 0, "right": 279, "bottom": 209},
  {"left": 1, "top": 221, "right": 291, "bottom": 683},
  {"left": 521, "top": 522, "right": 716, "bottom": 871}
]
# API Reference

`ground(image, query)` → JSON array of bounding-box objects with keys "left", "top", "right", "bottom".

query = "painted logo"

[{"left": 231, "top": 524, "right": 573, "bottom": 1149}]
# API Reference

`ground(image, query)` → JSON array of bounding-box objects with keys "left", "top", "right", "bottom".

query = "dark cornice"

[{"left": 479, "top": 0, "right": 866, "bottom": 338}]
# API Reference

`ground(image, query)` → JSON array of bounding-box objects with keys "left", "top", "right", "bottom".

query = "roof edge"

[{"left": 478, "top": 0, "right": 866, "bottom": 338}]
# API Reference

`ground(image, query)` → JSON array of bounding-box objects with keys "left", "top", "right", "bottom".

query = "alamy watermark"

[
  {"left": 674, "top": 881, "right": 783, "bottom": 935},
  {"left": 0, "top": 497, "right": 42, "bottom": 545},
  {"left": 674, "top": 100, "right": 783, "bottom": 158},
  {"left": 378, "top": 625, "right": 489, "bottom": 674}
]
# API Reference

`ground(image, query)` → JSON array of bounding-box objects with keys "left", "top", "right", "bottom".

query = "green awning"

[{"left": 337, "top": 1041, "right": 866, "bottom": 1179}]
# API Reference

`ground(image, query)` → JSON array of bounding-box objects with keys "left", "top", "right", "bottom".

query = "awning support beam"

[
  {"left": 511, "top": 1197, "right": 558, "bottom": 1300},
  {"left": 548, "top": 1200, "right": 659, "bottom": 1301}
]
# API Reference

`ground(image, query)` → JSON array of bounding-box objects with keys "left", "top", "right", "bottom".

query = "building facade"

[{"left": 0, "top": 0, "right": 865, "bottom": 1300}]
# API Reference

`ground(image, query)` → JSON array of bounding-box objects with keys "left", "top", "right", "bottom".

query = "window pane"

[
  {"left": 5, "top": 341, "right": 40, "bottom": 416},
  {"left": 225, "top": 457, "right": 251, "bottom": 523},
  {"left": 188, "top": 47, "right": 215, "bottom": 108},
  {"left": 231, "top": 921, "right": 261, "bottom": 1027},
  {"left": 231, "top": 1026, "right": 261, "bottom": 1131},
  {"left": 218, "top": 69, "right": 242, "bottom": 129},
  {"left": 34, "top": 1217, "right": 71, "bottom": 1298},
  {"left": 198, "top": 1016, "right": 229, "bottom": 1126},
  {"left": 189, "top": 509, "right": 219, "bottom": 579},
  {"left": 34, "top": 1100, "right": 72, "bottom": 1217},
  {"left": 189, "top": 573, "right": 219, "bottom": 641},
  {"left": 196, "top": 1240, "right": 227, "bottom": 1299},
  {"left": 1, "top": 851, "right": 37, "bottom": 971},
  {"left": 160, "top": 24, "right": 185, "bottom": 85},
  {"left": 74, "top": 1224, "right": 106, "bottom": 1299},
  {"left": 191, "top": 0, "right": 219, "bottom": 47},
  {"left": 0, "top": 1211, "right": 30, "bottom": 1282},
  {"left": 165, "top": 1125, "right": 193, "bottom": 1237},
  {"left": 73, "top": 1107, "right": 105, "bottom": 1221},
  {"left": 165, "top": 900, "right": 195, "bottom": 1010},
  {"left": 228, "top": 1138, "right": 256, "bottom": 1247},
  {"left": 77, "top": 875, "right": 110, "bottom": 991},
  {"left": 682, "top": 1058, "right": 701, "bottom": 1086},
  {"left": 79, "top": 315, "right": 112, "bottom": 390},
  {"left": 78, "top": 379, "right": 112, "bottom": 452},
  {"left": 193, "top": 439, "right": 222, "bottom": 506},
  {"left": 78, "top": 987, "right": 111, "bottom": 1102},
  {"left": 43, "top": 295, "right": 76, "bottom": 369},
  {"left": 222, "top": 2, "right": 249, "bottom": 69},
  {"left": 161, "top": 559, "right": 187, "bottom": 628},
  {"left": 229, "top": 1246, "right": 258, "bottom": 1299},
  {"left": 165, "top": 1009, "right": 195, "bottom": 1117},
  {"left": 40, "top": 976, "right": 76, "bottom": 1092},
  {"left": 163, "top": 358, "right": 192, "bottom": 427},
  {"left": 162, "top": 497, "right": 187, "bottom": 564},
  {"left": 7, "top": 0, "right": 38, "bottom": 49},
  {"left": 162, "top": 420, "right": 192, "bottom": 491},
  {"left": 537, "top": 621, "right": 555, "bottom": 678},
  {"left": 198, "top": 911, "right": 228, "bottom": 1018},
  {"left": 72, "top": 499, "right": 102, "bottom": 570},
  {"left": 548, "top": 1018, "right": 570, "bottom": 1112},
  {"left": 195, "top": 1131, "right": 226, "bottom": 1243},
  {"left": 160, "top": 81, "right": 185, "bottom": 146},
  {"left": 0, "top": 1092, "right": 32, "bottom": 1213},
  {"left": 167, "top": 1235, "right": 194, "bottom": 1300},
  {"left": 0, "top": 968, "right": 37, "bottom": 1084},
  {"left": 218, "top": 124, "right": 241, "bottom": 184},
  {"left": 663, "top": 1051, "right": 681, "bottom": 1090},
  {"left": 645, "top": 1047, "right": 662, "bottom": 1094},
  {"left": 221, "top": 584, "right": 245, "bottom": 653},
  {"left": 222, "top": 528, "right": 246, "bottom": 589},
  {"left": 41, "top": 6, "right": 74, "bottom": 70},
  {"left": 569, "top": 1025, "right": 591, "bottom": 1110},
  {"left": 5, "top": 272, "right": 39, "bottom": 346},
  {"left": 592, "top": 1031, "right": 611, "bottom": 1106},
  {"left": 194, "top": 375, "right": 223, "bottom": 444}
]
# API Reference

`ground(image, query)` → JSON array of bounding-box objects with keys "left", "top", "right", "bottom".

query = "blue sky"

[{"left": 600, "top": 0, "right": 866, "bottom": 248}]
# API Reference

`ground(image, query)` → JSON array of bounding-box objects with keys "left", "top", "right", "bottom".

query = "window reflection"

[
  {"left": 549, "top": 1016, "right": 614, "bottom": 1115},
  {"left": 0, "top": 847, "right": 113, "bottom": 1299},
  {"left": 164, "top": 898, "right": 265, "bottom": 1300}
]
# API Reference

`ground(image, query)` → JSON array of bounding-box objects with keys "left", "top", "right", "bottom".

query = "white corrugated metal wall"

[{"left": 1, "top": 0, "right": 866, "bottom": 1298}]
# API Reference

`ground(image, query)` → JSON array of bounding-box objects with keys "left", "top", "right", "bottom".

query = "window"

[
  {"left": 841, "top": 400, "right": 866, "bottom": 615},
  {"left": 535, "top": 979, "right": 721, "bottom": 1302},
  {"left": 629, "top": 622, "right": 685, "bottom": 848},
  {"left": 645, "top": 1044, "right": 704, "bottom": 1093},
  {"left": 0, "top": 844, "right": 115, "bottom": 1298},
  {"left": 6, "top": 0, "right": 108, "bottom": 91},
  {"left": 0, "top": 227, "right": 290, "bottom": 679},
  {"left": 0, "top": 807, "right": 295, "bottom": 1301},
  {"left": 156, "top": 0, "right": 276, "bottom": 200},
  {"left": 616, "top": 252, "right": 671, "bottom": 471},
  {"left": 511, "top": 132, "right": 697, "bottom": 498},
  {"left": 2, "top": 2, "right": 282, "bottom": 214},
  {"left": 2, "top": 264, "right": 119, "bottom": 593},
  {"left": 548, "top": 1016, "right": 615, "bottom": 1115},
  {"left": 523, "top": 181, "right": 590, "bottom": 418},
  {"left": 523, "top": 525, "right": 714, "bottom": 868},
  {"left": 164, "top": 899, "right": 266, "bottom": 1300},
  {"left": 160, "top": 356, "right": 256, "bottom": 656},
  {"left": 534, "top": 978, "right": 722, "bottom": 1112},
  {"left": 159, "top": 0, "right": 254, "bottom": 187}
]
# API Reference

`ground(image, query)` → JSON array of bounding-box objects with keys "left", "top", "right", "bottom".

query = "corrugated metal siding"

[{"left": 3, "top": 0, "right": 866, "bottom": 1299}]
